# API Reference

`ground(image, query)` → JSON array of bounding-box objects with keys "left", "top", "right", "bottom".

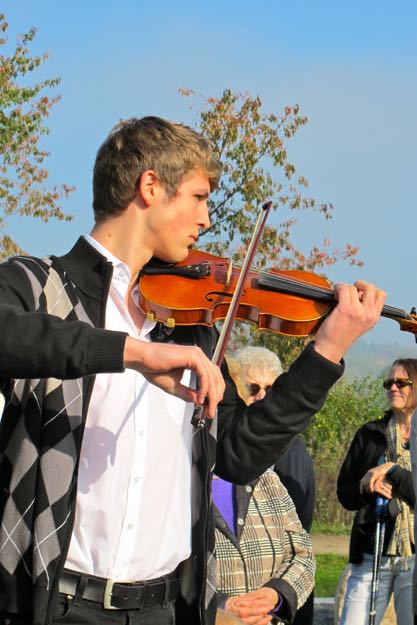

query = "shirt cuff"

[{"left": 269, "top": 592, "right": 283, "bottom": 615}]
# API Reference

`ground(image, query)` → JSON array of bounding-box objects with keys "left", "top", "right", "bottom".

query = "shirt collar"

[
  {"left": 84, "top": 234, "right": 130, "bottom": 275},
  {"left": 84, "top": 235, "right": 156, "bottom": 337}
]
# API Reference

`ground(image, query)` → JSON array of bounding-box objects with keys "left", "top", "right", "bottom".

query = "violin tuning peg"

[
  {"left": 165, "top": 317, "right": 176, "bottom": 328},
  {"left": 411, "top": 306, "right": 416, "bottom": 315}
]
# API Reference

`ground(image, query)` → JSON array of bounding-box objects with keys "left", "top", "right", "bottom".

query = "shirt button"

[
  {"left": 134, "top": 476, "right": 140, "bottom": 483},
  {"left": 237, "top": 518, "right": 244, "bottom": 526},
  {"left": 245, "top": 485, "right": 252, "bottom": 493},
  {"left": 139, "top": 430, "right": 144, "bottom": 437},
  {"left": 128, "top": 523, "right": 133, "bottom": 530}
]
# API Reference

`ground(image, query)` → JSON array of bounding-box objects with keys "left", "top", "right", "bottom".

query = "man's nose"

[{"left": 199, "top": 202, "right": 210, "bottom": 230}]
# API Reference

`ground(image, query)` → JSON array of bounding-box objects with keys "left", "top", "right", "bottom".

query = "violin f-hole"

[{"left": 205, "top": 290, "right": 245, "bottom": 303}]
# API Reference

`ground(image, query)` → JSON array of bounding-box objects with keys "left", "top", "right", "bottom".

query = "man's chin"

[{"left": 155, "top": 247, "right": 190, "bottom": 264}]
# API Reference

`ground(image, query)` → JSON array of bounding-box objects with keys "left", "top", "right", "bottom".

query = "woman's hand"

[
  {"left": 225, "top": 588, "right": 279, "bottom": 625},
  {"left": 359, "top": 462, "right": 395, "bottom": 494},
  {"left": 373, "top": 477, "right": 393, "bottom": 500}
]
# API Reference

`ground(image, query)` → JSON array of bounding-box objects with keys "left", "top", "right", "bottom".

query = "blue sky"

[{"left": 2, "top": 0, "right": 417, "bottom": 349}]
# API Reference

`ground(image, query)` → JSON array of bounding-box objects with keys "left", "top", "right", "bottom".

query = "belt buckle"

[
  {"left": 103, "top": 579, "right": 147, "bottom": 610},
  {"left": 103, "top": 579, "right": 118, "bottom": 610}
]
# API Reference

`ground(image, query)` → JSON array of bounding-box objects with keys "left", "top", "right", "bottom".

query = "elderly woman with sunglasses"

[
  {"left": 337, "top": 358, "right": 417, "bottom": 625},
  {"left": 213, "top": 347, "right": 315, "bottom": 625}
]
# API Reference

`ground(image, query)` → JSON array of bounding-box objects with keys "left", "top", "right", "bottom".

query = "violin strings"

[
  {"left": 230, "top": 261, "right": 335, "bottom": 297},
  {"left": 224, "top": 262, "right": 414, "bottom": 321},
  {"left": 259, "top": 271, "right": 413, "bottom": 320}
]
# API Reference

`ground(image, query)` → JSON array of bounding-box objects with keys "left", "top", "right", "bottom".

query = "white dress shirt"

[{"left": 65, "top": 236, "right": 195, "bottom": 581}]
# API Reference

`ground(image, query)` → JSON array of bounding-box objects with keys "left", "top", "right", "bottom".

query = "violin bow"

[{"left": 192, "top": 200, "right": 273, "bottom": 429}]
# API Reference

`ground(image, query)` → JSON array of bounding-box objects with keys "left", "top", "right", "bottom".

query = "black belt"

[{"left": 59, "top": 568, "right": 180, "bottom": 610}]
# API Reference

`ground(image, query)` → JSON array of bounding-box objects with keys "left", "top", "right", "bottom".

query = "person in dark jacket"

[
  {"left": 0, "top": 116, "right": 385, "bottom": 625},
  {"left": 337, "top": 358, "right": 417, "bottom": 625},
  {"left": 274, "top": 437, "right": 316, "bottom": 625}
]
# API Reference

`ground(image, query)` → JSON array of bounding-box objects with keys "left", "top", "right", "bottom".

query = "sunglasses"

[
  {"left": 248, "top": 383, "right": 272, "bottom": 396},
  {"left": 382, "top": 378, "right": 413, "bottom": 390}
]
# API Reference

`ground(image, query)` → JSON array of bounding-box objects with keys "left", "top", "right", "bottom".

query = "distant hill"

[{"left": 344, "top": 338, "right": 417, "bottom": 380}]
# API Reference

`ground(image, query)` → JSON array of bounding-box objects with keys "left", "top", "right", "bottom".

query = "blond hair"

[{"left": 93, "top": 116, "right": 221, "bottom": 222}]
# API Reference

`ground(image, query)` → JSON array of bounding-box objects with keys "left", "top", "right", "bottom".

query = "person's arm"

[
  {"left": 216, "top": 343, "right": 343, "bottom": 484},
  {"left": 0, "top": 261, "right": 225, "bottom": 413},
  {"left": 216, "top": 281, "right": 385, "bottom": 485},
  {"left": 337, "top": 429, "right": 376, "bottom": 510},
  {"left": 386, "top": 465, "right": 415, "bottom": 506},
  {"left": 263, "top": 528, "right": 314, "bottom": 623},
  {"left": 262, "top": 476, "right": 315, "bottom": 622},
  {"left": 0, "top": 260, "right": 127, "bottom": 381}
]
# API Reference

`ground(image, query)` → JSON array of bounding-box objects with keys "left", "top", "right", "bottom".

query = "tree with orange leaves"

[{"left": 179, "top": 88, "right": 362, "bottom": 365}]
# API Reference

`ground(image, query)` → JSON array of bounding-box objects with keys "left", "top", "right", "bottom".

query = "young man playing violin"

[{"left": 0, "top": 116, "right": 385, "bottom": 625}]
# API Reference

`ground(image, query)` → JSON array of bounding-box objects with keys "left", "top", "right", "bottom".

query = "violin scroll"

[{"left": 395, "top": 307, "right": 417, "bottom": 342}]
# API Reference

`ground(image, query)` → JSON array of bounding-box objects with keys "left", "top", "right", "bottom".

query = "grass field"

[
  {"left": 315, "top": 553, "right": 348, "bottom": 597},
  {"left": 311, "top": 521, "right": 350, "bottom": 535}
]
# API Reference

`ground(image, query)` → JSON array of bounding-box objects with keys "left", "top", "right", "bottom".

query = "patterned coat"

[
  {"left": 215, "top": 470, "right": 315, "bottom": 624},
  {"left": 0, "top": 237, "right": 343, "bottom": 625}
]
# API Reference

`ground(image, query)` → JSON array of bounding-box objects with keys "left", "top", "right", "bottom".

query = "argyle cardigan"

[
  {"left": 215, "top": 470, "right": 315, "bottom": 624},
  {"left": 0, "top": 237, "right": 344, "bottom": 625},
  {"left": 0, "top": 240, "right": 219, "bottom": 625},
  {"left": 0, "top": 250, "right": 125, "bottom": 623}
]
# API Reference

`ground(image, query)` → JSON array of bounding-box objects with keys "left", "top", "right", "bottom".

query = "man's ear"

[{"left": 138, "top": 170, "right": 160, "bottom": 206}]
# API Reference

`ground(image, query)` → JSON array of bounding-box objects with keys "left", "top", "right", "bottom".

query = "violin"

[{"left": 139, "top": 249, "right": 417, "bottom": 338}]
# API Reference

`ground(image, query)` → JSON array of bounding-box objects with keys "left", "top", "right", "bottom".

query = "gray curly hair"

[
  {"left": 226, "top": 346, "right": 283, "bottom": 402},
  {"left": 228, "top": 346, "right": 283, "bottom": 377}
]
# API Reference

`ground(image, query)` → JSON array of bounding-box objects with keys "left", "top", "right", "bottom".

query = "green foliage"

[
  {"left": 311, "top": 521, "right": 351, "bottom": 536},
  {"left": 303, "top": 375, "right": 387, "bottom": 526},
  {"left": 0, "top": 14, "right": 73, "bottom": 258},
  {"left": 315, "top": 554, "right": 348, "bottom": 597}
]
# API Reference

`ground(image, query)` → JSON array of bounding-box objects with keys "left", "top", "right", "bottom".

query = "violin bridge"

[{"left": 226, "top": 260, "right": 233, "bottom": 286}]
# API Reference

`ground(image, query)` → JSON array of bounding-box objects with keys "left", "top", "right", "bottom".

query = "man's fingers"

[
  {"left": 192, "top": 359, "right": 224, "bottom": 418},
  {"left": 314, "top": 280, "right": 386, "bottom": 363},
  {"left": 126, "top": 340, "right": 225, "bottom": 415}
]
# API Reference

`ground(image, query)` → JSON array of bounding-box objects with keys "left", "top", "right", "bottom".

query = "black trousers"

[
  {"left": 50, "top": 594, "right": 176, "bottom": 625},
  {"left": 0, "top": 592, "right": 177, "bottom": 625},
  {"left": 292, "top": 590, "right": 314, "bottom": 625}
]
